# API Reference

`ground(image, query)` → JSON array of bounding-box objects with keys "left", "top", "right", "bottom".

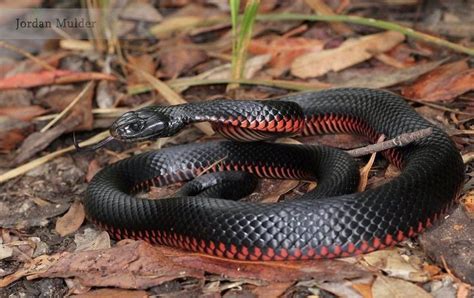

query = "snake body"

[{"left": 84, "top": 88, "right": 464, "bottom": 260}]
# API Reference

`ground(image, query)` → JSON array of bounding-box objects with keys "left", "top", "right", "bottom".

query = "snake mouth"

[
  {"left": 73, "top": 121, "right": 166, "bottom": 152},
  {"left": 73, "top": 133, "right": 116, "bottom": 152}
]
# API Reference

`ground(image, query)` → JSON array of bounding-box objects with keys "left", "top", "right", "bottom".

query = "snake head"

[{"left": 110, "top": 107, "right": 181, "bottom": 142}]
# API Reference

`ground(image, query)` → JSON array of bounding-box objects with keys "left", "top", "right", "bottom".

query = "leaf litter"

[{"left": 0, "top": 0, "right": 472, "bottom": 297}]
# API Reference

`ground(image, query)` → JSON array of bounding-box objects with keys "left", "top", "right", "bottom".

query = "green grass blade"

[
  {"left": 230, "top": 0, "right": 260, "bottom": 88},
  {"left": 230, "top": 0, "right": 240, "bottom": 55},
  {"left": 257, "top": 13, "right": 474, "bottom": 56}
]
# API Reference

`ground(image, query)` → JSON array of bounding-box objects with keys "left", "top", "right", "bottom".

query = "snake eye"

[{"left": 127, "top": 122, "right": 143, "bottom": 133}]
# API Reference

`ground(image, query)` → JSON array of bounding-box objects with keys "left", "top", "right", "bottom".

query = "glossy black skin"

[
  {"left": 110, "top": 99, "right": 304, "bottom": 141},
  {"left": 84, "top": 88, "right": 465, "bottom": 260},
  {"left": 176, "top": 171, "right": 258, "bottom": 200}
]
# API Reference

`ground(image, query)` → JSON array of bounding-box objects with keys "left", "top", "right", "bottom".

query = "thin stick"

[
  {"left": 347, "top": 128, "right": 433, "bottom": 157},
  {"left": 257, "top": 13, "right": 474, "bottom": 56},
  {"left": 0, "top": 131, "right": 110, "bottom": 184},
  {"left": 128, "top": 78, "right": 330, "bottom": 95},
  {"left": 40, "top": 82, "right": 94, "bottom": 133},
  {"left": 0, "top": 41, "right": 56, "bottom": 71},
  {"left": 408, "top": 98, "right": 474, "bottom": 116}
]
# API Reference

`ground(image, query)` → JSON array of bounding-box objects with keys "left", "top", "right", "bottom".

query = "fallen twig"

[
  {"left": 0, "top": 131, "right": 110, "bottom": 184},
  {"left": 347, "top": 128, "right": 433, "bottom": 157},
  {"left": 0, "top": 41, "right": 56, "bottom": 71},
  {"left": 40, "top": 82, "right": 94, "bottom": 133}
]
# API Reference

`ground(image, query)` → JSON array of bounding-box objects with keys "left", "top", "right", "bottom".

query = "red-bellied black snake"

[{"left": 83, "top": 88, "right": 464, "bottom": 260}]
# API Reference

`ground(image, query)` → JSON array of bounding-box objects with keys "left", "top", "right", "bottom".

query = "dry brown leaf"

[
  {"left": 352, "top": 281, "right": 374, "bottom": 298},
  {"left": 74, "top": 229, "right": 110, "bottom": 252},
  {"left": 415, "top": 105, "right": 446, "bottom": 125},
  {"left": 95, "top": 80, "right": 118, "bottom": 109},
  {"left": 55, "top": 201, "right": 86, "bottom": 237},
  {"left": 462, "top": 151, "right": 474, "bottom": 164},
  {"left": 384, "top": 164, "right": 401, "bottom": 179},
  {"left": 422, "top": 264, "right": 441, "bottom": 277},
  {"left": 159, "top": 47, "right": 208, "bottom": 79},
  {"left": 261, "top": 180, "right": 300, "bottom": 203},
  {"left": 0, "top": 89, "right": 33, "bottom": 107},
  {"left": 252, "top": 282, "right": 293, "bottom": 297},
  {"left": 0, "top": 116, "right": 34, "bottom": 151},
  {"left": 371, "top": 275, "right": 431, "bottom": 298},
  {"left": 127, "top": 55, "right": 156, "bottom": 85},
  {"left": 304, "top": 134, "right": 367, "bottom": 150},
  {"left": 336, "top": 60, "right": 445, "bottom": 89},
  {"left": 401, "top": 60, "right": 474, "bottom": 102},
  {"left": 39, "top": 85, "right": 94, "bottom": 131},
  {"left": 360, "top": 250, "right": 430, "bottom": 282},
  {"left": 248, "top": 37, "right": 324, "bottom": 76},
  {"left": 358, "top": 151, "right": 377, "bottom": 192},
  {"left": 13, "top": 115, "right": 81, "bottom": 164},
  {"left": 358, "top": 135, "right": 385, "bottom": 191},
  {"left": 0, "top": 254, "right": 60, "bottom": 287},
  {"left": 0, "top": 105, "right": 47, "bottom": 121},
  {"left": 85, "top": 160, "right": 101, "bottom": 183},
  {"left": 0, "top": 244, "right": 13, "bottom": 261},
  {"left": 0, "top": 51, "right": 66, "bottom": 78},
  {"left": 457, "top": 283, "right": 471, "bottom": 298},
  {"left": 291, "top": 31, "right": 405, "bottom": 78},
  {"left": 119, "top": 1, "right": 162, "bottom": 22},
  {"left": 316, "top": 276, "right": 375, "bottom": 297},
  {"left": 14, "top": 83, "right": 94, "bottom": 164},
  {"left": 304, "top": 0, "right": 353, "bottom": 35},
  {"left": 65, "top": 278, "right": 91, "bottom": 295},
  {"left": 461, "top": 190, "right": 474, "bottom": 216}
]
